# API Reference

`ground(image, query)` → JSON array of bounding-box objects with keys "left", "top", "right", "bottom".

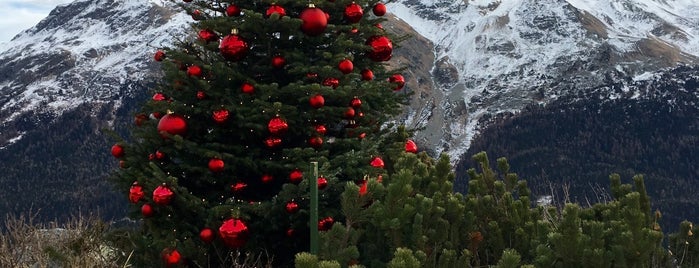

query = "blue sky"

[{"left": 0, "top": 0, "right": 73, "bottom": 43}]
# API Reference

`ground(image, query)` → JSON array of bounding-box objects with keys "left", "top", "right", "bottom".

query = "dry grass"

[{"left": 0, "top": 211, "right": 125, "bottom": 268}]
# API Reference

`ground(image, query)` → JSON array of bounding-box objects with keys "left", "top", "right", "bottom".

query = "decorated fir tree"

[{"left": 110, "top": 0, "right": 408, "bottom": 266}]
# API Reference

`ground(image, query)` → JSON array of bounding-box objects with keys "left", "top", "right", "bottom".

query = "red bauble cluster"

[
  {"left": 153, "top": 184, "right": 174, "bottom": 205},
  {"left": 367, "top": 36, "right": 393, "bottom": 61},
  {"left": 300, "top": 5, "right": 328, "bottom": 36},
  {"left": 219, "top": 218, "right": 249, "bottom": 248},
  {"left": 157, "top": 113, "right": 187, "bottom": 137},
  {"left": 220, "top": 32, "right": 249, "bottom": 61},
  {"left": 129, "top": 182, "right": 144, "bottom": 203},
  {"left": 344, "top": 2, "right": 363, "bottom": 23}
]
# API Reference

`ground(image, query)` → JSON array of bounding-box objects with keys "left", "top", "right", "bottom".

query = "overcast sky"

[{"left": 0, "top": 0, "right": 74, "bottom": 43}]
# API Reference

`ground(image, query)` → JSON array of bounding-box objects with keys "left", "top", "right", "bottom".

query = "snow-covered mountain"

[
  {"left": 390, "top": 0, "right": 699, "bottom": 161},
  {"left": 0, "top": 0, "right": 187, "bottom": 148}
]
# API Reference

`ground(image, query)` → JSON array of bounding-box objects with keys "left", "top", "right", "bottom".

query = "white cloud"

[{"left": 0, "top": 0, "right": 74, "bottom": 43}]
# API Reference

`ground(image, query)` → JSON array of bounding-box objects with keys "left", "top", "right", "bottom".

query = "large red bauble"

[
  {"left": 226, "top": 5, "right": 241, "bottom": 16},
  {"left": 268, "top": 116, "right": 288, "bottom": 135},
  {"left": 219, "top": 218, "right": 249, "bottom": 248},
  {"left": 266, "top": 4, "right": 286, "bottom": 18},
  {"left": 322, "top": 77, "right": 339, "bottom": 88},
  {"left": 373, "top": 3, "right": 387, "bottom": 16},
  {"left": 309, "top": 94, "right": 325, "bottom": 108},
  {"left": 187, "top": 65, "right": 203, "bottom": 77},
  {"left": 367, "top": 36, "right": 393, "bottom": 61},
  {"left": 300, "top": 5, "right": 328, "bottom": 36},
  {"left": 154, "top": 50, "right": 165, "bottom": 61},
  {"left": 405, "top": 139, "right": 418, "bottom": 153},
  {"left": 289, "top": 169, "right": 303, "bottom": 184},
  {"left": 271, "top": 55, "right": 286, "bottom": 68},
  {"left": 129, "top": 182, "right": 144, "bottom": 203},
  {"left": 153, "top": 185, "right": 174, "bottom": 205},
  {"left": 361, "top": 69, "right": 374, "bottom": 80},
  {"left": 157, "top": 113, "right": 187, "bottom": 137},
  {"left": 350, "top": 97, "right": 362, "bottom": 108},
  {"left": 220, "top": 34, "right": 249, "bottom": 61},
  {"left": 212, "top": 108, "right": 230, "bottom": 124},
  {"left": 198, "top": 29, "right": 218, "bottom": 43},
  {"left": 309, "top": 136, "right": 323, "bottom": 148},
  {"left": 208, "top": 158, "right": 225, "bottom": 172},
  {"left": 141, "top": 203, "right": 153, "bottom": 217},
  {"left": 389, "top": 74, "right": 405, "bottom": 90},
  {"left": 370, "top": 156, "right": 385, "bottom": 168},
  {"left": 285, "top": 201, "right": 299, "bottom": 214},
  {"left": 161, "top": 248, "right": 181, "bottom": 267},
  {"left": 315, "top": 124, "right": 327, "bottom": 135},
  {"left": 241, "top": 82, "right": 255, "bottom": 94},
  {"left": 344, "top": 2, "right": 364, "bottom": 23},
  {"left": 317, "top": 176, "right": 328, "bottom": 190},
  {"left": 200, "top": 228, "right": 214, "bottom": 243},
  {"left": 111, "top": 144, "right": 124, "bottom": 158},
  {"left": 338, "top": 59, "right": 354, "bottom": 74}
]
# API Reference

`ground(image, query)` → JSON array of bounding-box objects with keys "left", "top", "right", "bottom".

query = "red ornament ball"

[
  {"left": 322, "top": 77, "right": 339, "bottom": 88},
  {"left": 129, "top": 182, "right": 144, "bottom": 203},
  {"left": 289, "top": 169, "right": 303, "bottom": 184},
  {"left": 265, "top": 136, "right": 282, "bottom": 148},
  {"left": 155, "top": 150, "right": 165, "bottom": 160},
  {"left": 266, "top": 4, "right": 286, "bottom": 18},
  {"left": 141, "top": 203, "right": 153, "bottom": 217},
  {"left": 317, "top": 176, "right": 328, "bottom": 190},
  {"left": 405, "top": 139, "right": 418, "bottom": 153},
  {"left": 157, "top": 113, "right": 187, "bottom": 137},
  {"left": 226, "top": 5, "right": 241, "bottom": 16},
  {"left": 367, "top": 36, "right": 393, "bottom": 61},
  {"left": 187, "top": 65, "right": 203, "bottom": 77},
  {"left": 261, "top": 174, "right": 274, "bottom": 184},
  {"left": 361, "top": 69, "right": 374, "bottom": 80},
  {"left": 219, "top": 218, "right": 249, "bottom": 248},
  {"left": 344, "top": 107, "right": 356, "bottom": 119},
  {"left": 231, "top": 182, "right": 248, "bottom": 192},
  {"left": 196, "top": 90, "right": 206, "bottom": 100},
  {"left": 220, "top": 33, "right": 249, "bottom": 61},
  {"left": 153, "top": 184, "right": 174, "bottom": 205},
  {"left": 300, "top": 5, "right": 328, "bottom": 36},
  {"left": 309, "top": 94, "right": 325, "bottom": 108},
  {"left": 161, "top": 248, "right": 181, "bottom": 267},
  {"left": 268, "top": 116, "right": 288, "bottom": 135},
  {"left": 359, "top": 181, "right": 368, "bottom": 196},
  {"left": 318, "top": 216, "right": 335, "bottom": 231},
  {"left": 111, "top": 144, "right": 124, "bottom": 158},
  {"left": 285, "top": 201, "right": 300, "bottom": 214},
  {"left": 212, "top": 108, "right": 230, "bottom": 124},
  {"left": 134, "top": 113, "right": 147, "bottom": 126},
  {"left": 338, "top": 59, "right": 354, "bottom": 74},
  {"left": 370, "top": 156, "right": 385, "bottom": 168},
  {"left": 350, "top": 97, "right": 362, "bottom": 108},
  {"left": 271, "top": 55, "right": 286, "bottom": 68},
  {"left": 208, "top": 158, "right": 225, "bottom": 172},
  {"left": 200, "top": 228, "right": 214, "bottom": 243},
  {"left": 389, "top": 74, "right": 405, "bottom": 90},
  {"left": 198, "top": 29, "right": 218, "bottom": 43},
  {"left": 241, "top": 82, "right": 255, "bottom": 94},
  {"left": 309, "top": 136, "right": 323, "bottom": 148},
  {"left": 152, "top": 92, "right": 166, "bottom": 101},
  {"left": 315, "top": 124, "right": 327, "bottom": 135},
  {"left": 344, "top": 2, "right": 364, "bottom": 23},
  {"left": 154, "top": 50, "right": 165, "bottom": 62},
  {"left": 373, "top": 3, "right": 387, "bottom": 16}
]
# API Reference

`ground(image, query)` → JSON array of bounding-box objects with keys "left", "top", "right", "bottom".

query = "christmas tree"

[{"left": 110, "top": 0, "right": 407, "bottom": 266}]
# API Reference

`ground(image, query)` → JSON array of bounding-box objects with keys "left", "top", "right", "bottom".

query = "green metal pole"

[{"left": 310, "top": 161, "right": 319, "bottom": 255}]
